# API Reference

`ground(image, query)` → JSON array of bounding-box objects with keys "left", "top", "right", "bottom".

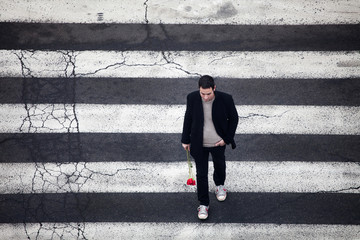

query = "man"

[{"left": 181, "top": 75, "right": 239, "bottom": 220}]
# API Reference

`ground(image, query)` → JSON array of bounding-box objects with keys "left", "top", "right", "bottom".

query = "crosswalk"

[{"left": 0, "top": 0, "right": 360, "bottom": 239}]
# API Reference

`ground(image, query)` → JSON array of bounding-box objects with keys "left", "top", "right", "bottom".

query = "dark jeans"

[{"left": 195, "top": 146, "right": 226, "bottom": 206}]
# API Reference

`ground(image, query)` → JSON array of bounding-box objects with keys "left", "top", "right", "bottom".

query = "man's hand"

[
  {"left": 182, "top": 143, "right": 190, "bottom": 151},
  {"left": 215, "top": 139, "right": 226, "bottom": 147}
]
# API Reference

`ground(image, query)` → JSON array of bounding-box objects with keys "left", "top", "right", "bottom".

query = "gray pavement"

[{"left": 0, "top": 5, "right": 360, "bottom": 239}]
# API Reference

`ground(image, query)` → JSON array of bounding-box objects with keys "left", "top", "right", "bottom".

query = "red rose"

[
  {"left": 187, "top": 178, "right": 196, "bottom": 185},
  {"left": 186, "top": 150, "right": 196, "bottom": 186}
]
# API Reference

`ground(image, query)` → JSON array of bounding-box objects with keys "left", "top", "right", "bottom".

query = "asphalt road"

[{"left": 0, "top": 1, "right": 360, "bottom": 239}]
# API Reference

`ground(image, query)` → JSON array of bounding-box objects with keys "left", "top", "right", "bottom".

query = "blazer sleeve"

[
  {"left": 224, "top": 95, "right": 239, "bottom": 147},
  {"left": 181, "top": 94, "right": 192, "bottom": 144}
]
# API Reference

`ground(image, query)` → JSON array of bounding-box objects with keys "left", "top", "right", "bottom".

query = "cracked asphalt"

[{"left": 0, "top": 1, "right": 360, "bottom": 239}]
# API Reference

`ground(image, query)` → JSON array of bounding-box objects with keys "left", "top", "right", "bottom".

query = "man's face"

[{"left": 199, "top": 86, "right": 216, "bottom": 102}]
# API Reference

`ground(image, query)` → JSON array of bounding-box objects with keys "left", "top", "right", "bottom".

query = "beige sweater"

[{"left": 202, "top": 98, "right": 222, "bottom": 147}]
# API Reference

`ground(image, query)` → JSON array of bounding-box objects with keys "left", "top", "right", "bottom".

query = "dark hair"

[{"left": 198, "top": 75, "right": 215, "bottom": 89}]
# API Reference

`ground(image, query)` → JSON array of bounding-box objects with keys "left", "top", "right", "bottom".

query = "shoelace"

[
  {"left": 217, "top": 186, "right": 226, "bottom": 195},
  {"left": 198, "top": 206, "right": 208, "bottom": 213}
]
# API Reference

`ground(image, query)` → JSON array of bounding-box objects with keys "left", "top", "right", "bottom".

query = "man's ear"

[{"left": 213, "top": 85, "right": 216, "bottom": 91}]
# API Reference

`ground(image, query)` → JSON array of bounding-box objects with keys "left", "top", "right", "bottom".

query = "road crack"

[
  {"left": 144, "top": 0, "right": 149, "bottom": 23},
  {"left": 15, "top": 50, "right": 89, "bottom": 239},
  {"left": 238, "top": 110, "right": 290, "bottom": 120}
]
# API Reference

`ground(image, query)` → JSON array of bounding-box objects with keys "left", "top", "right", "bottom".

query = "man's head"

[{"left": 199, "top": 75, "right": 216, "bottom": 102}]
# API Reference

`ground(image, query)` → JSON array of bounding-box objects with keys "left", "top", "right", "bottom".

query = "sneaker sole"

[
  {"left": 216, "top": 195, "right": 227, "bottom": 201},
  {"left": 198, "top": 214, "right": 208, "bottom": 220}
]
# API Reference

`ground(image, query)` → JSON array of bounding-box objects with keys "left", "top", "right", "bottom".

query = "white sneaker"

[
  {"left": 215, "top": 185, "right": 227, "bottom": 201},
  {"left": 197, "top": 205, "right": 209, "bottom": 220}
]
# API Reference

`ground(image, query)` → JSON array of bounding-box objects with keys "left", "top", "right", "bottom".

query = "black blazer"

[{"left": 181, "top": 90, "right": 239, "bottom": 160}]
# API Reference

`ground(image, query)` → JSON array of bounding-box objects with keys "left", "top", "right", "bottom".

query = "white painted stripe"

[
  {"left": 1, "top": 222, "right": 360, "bottom": 240},
  {"left": 1, "top": 104, "right": 359, "bottom": 135},
  {"left": 1, "top": 161, "right": 359, "bottom": 194},
  {"left": 1, "top": 50, "right": 360, "bottom": 79},
  {"left": 1, "top": 0, "right": 359, "bottom": 24}
]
